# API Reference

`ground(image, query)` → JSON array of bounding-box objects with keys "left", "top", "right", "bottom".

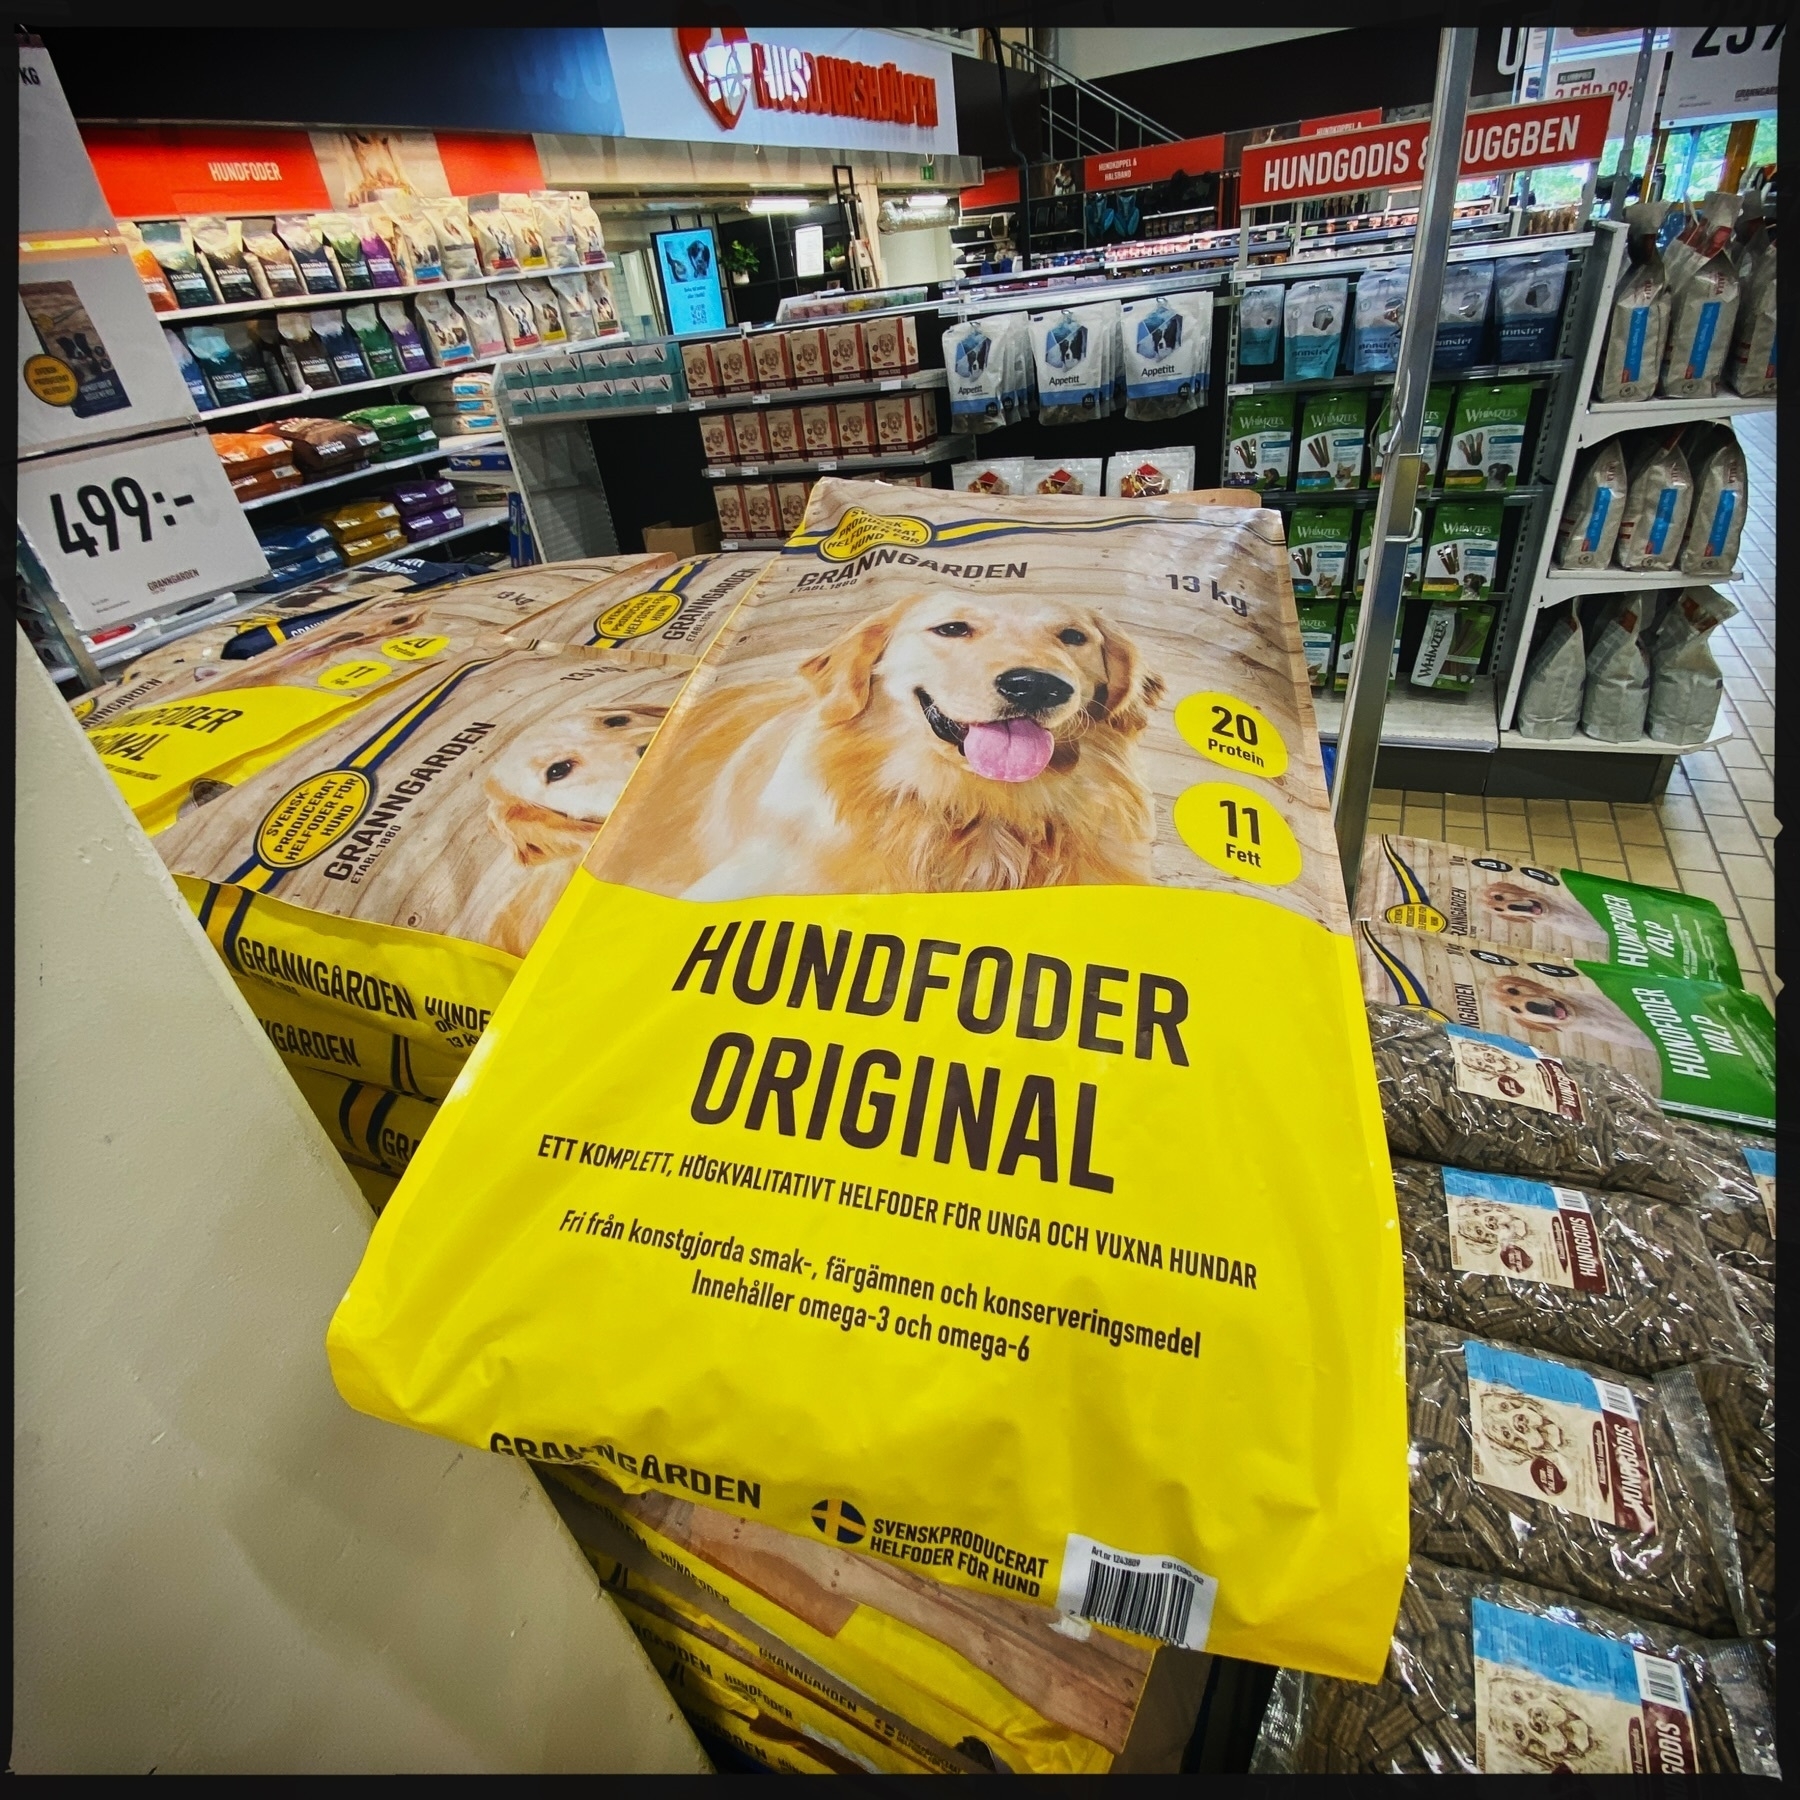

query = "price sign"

[
  {"left": 1663, "top": 24, "right": 1781, "bottom": 124},
  {"left": 17, "top": 426, "right": 269, "bottom": 633}
]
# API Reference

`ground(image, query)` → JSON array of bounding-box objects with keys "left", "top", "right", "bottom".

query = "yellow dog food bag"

[
  {"left": 291, "top": 1066, "right": 439, "bottom": 1179},
  {"left": 243, "top": 973, "right": 467, "bottom": 1100},
  {"left": 328, "top": 478, "right": 1408, "bottom": 1682},
  {"left": 82, "top": 556, "right": 672, "bottom": 835}
]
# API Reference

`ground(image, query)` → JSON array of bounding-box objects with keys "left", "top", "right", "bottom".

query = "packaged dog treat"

[
  {"left": 679, "top": 341, "right": 719, "bottom": 397},
  {"left": 142, "top": 219, "right": 220, "bottom": 308},
  {"left": 785, "top": 326, "right": 828, "bottom": 386},
  {"left": 1359, "top": 922, "right": 1774, "bottom": 1125},
  {"left": 833, "top": 399, "right": 877, "bottom": 454},
  {"left": 1331, "top": 601, "right": 1400, "bottom": 692},
  {"left": 950, "top": 456, "right": 1028, "bottom": 497},
  {"left": 1409, "top": 603, "right": 1493, "bottom": 692},
  {"left": 798, "top": 404, "right": 837, "bottom": 456},
  {"left": 740, "top": 481, "right": 779, "bottom": 540},
  {"left": 712, "top": 335, "right": 755, "bottom": 394},
  {"left": 1250, "top": 1557, "right": 1779, "bottom": 1774},
  {"left": 943, "top": 314, "right": 1011, "bottom": 430},
  {"left": 417, "top": 197, "right": 477, "bottom": 282},
  {"left": 316, "top": 212, "right": 372, "bottom": 290},
  {"left": 344, "top": 303, "right": 402, "bottom": 380},
  {"left": 277, "top": 215, "right": 341, "bottom": 294},
  {"left": 1661, "top": 198, "right": 1740, "bottom": 398},
  {"left": 1554, "top": 441, "right": 1628, "bottom": 569},
  {"left": 726, "top": 410, "right": 769, "bottom": 464},
  {"left": 1391, "top": 1160, "right": 1755, "bottom": 1374},
  {"left": 862, "top": 314, "right": 920, "bottom": 375},
  {"left": 190, "top": 216, "right": 257, "bottom": 304},
  {"left": 1225, "top": 392, "right": 1295, "bottom": 489},
  {"left": 1370, "top": 386, "right": 1451, "bottom": 486},
  {"left": 1433, "top": 261, "right": 1494, "bottom": 370},
  {"left": 1679, "top": 429, "right": 1747, "bottom": 575},
  {"left": 1580, "top": 592, "right": 1653, "bottom": 742},
  {"left": 1287, "top": 507, "right": 1354, "bottom": 600},
  {"left": 1493, "top": 252, "right": 1568, "bottom": 363},
  {"left": 1022, "top": 457, "right": 1103, "bottom": 497},
  {"left": 1351, "top": 262, "right": 1409, "bottom": 374},
  {"left": 450, "top": 288, "right": 506, "bottom": 359},
  {"left": 310, "top": 310, "right": 370, "bottom": 385},
  {"left": 1106, "top": 446, "right": 1196, "bottom": 497},
  {"left": 1352, "top": 520, "right": 1423, "bottom": 599},
  {"left": 1296, "top": 391, "right": 1367, "bottom": 490},
  {"left": 1422, "top": 503, "right": 1501, "bottom": 601},
  {"left": 1647, "top": 585, "right": 1735, "bottom": 746},
  {"left": 1237, "top": 283, "right": 1283, "bottom": 366},
  {"left": 696, "top": 412, "right": 735, "bottom": 464},
  {"left": 1595, "top": 211, "right": 1670, "bottom": 402},
  {"left": 1120, "top": 291, "right": 1211, "bottom": 420},
  {"left": 381, "top": 206, "right": 444, "bottom": 286},
  {"left": 1443, "top": 384, "right": 1532, "bottom": 491},
  {"left": 773, "top": 481, "right": 809, "bottom": 535},
  {"left": 547, "top": 1461, "right": 1205, "bottom": 1774},
  {"left": 872, "top": 393, "right": 911, "bottom": 452},
  {"left": 327, "top": 476, "right": 1411, "bottom": 1688},
  {"left": 522, "top": 278, "right": 567, "bottom": 345},
  {"left": 413, "top": 290, "right": 474, "bottom": 367},
  {"left": 1030, "top": 301, "right": 1120, "bottom": 425},
  {"left": 823, "top": 320, "right": 866, "bottom": 380},
  {"left": 1514, "top": 604, "right": 1584, "bottom": 740},
  {"left": 490, "top": 282, "right": 542, "bottom": 351},
  {"left": 712, "top": 482, "right": 748, "bottom": 538},
  {"left": 905, "top": 390, "right": 939, "bottom": 446},
  {"left": 1297, "top": 598, "right": 1338, "bottom": 691},
  {"left": 1362, "top": 833, "right": 1739, "bottom": 983},
  {"left": 1670, "top": 1117, "right": 1776, "bottom": 1280},
  {"left": 1283, "top": 277, "right": 1348, "bottom": 380},
  {"left": 763, "top": 406, "right": 802, "bottom": 460}
]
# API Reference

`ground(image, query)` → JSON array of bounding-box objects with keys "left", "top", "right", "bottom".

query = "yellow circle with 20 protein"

[
  {"left": 382, "top": 633, "right": 450, "bottom": 662},
  {"left": 1173, "top": 691, "right": 1289, "bottom": 780},
  {"left": 1172, "top": 780, "right": 1303, "bottom": 886}
]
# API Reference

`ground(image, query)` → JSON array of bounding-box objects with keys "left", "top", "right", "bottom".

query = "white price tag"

[
  {"left": 817, "top": 458, "right": 838, "bottom": 471},
  {"left": 880, "top": 377, "right": 903, "bottom": 390},
  {"left": 752, "top": 392, "right": 771, "bottom": 405},
  {"left": 740, "top": 465, "right": 759, "bottom": 476},
  {"left": 687, "top": 400, "right": 707, "bottom": 411},
  {"left": 17, "top": 426, "right": 270, "bottom": 633},
  {"left": 1664, "top": 25, "right": 1781, "bottom": 123}
]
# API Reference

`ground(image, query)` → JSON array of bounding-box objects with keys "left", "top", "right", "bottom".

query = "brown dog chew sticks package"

[{"left": 327, "top": 479, "right": 1409, "bottom": 1683}]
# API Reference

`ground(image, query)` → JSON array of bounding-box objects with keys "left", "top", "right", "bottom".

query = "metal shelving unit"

[
  {"left": 508, "top": 369, "right": 947, "bottom": 430},
  {"left": 1495, "top": 218, "right": 1767, "bottom": 740},
  {"left": 239, "top": 433, "right": 504, "bottom": 510},
  {"left": 702, "top": 440, "right": 958, "bottom": 480}
]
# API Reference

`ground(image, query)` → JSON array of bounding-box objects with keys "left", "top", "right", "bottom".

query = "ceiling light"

[
  {"left": 748, "top": 195, "right": 811, "bottom": 215},
  {"left": 907, "top": 192, "right": 951, "bottom": 208}
]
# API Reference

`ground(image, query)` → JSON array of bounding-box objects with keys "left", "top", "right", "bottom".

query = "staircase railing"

[{"left": 1001, "top": 38, "right": 1181, "bottom": 159}]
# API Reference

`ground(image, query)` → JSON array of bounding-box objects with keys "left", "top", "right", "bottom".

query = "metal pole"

[
  {"left": 1606, "top": 29, "right": 1658, "bottom": 217},
  {"left": 1331, "top": 26, "right": 1478, "bottom": 912}
]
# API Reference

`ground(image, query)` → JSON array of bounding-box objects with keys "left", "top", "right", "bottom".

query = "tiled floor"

[{"left": 1369, "top": 408, "right": 1779, "bottom": 1012}]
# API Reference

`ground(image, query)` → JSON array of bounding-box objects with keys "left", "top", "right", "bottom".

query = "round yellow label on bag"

[
  {"left": 1173, "top": 693, "right": 1289, "bottom": 780},
  {"left": 1172, "top": 781, "right": 1303, "bottom": 886},
  {"left": 318, "top": 658, "right": 394, "bottom": 691}
]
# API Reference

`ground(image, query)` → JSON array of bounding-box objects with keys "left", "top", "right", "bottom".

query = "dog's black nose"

[{"left": 995, "top": 668, "right": 1074, "bottom": 712}]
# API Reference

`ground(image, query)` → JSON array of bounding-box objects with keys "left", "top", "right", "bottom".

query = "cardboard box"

[
  {"left": 873, "top": 393, "right": 911, "bottom": 452},
  {"left": 763, "top": 406, "right": 802, "bottom": 460},
  {"left": 711, "top": 334, "right": 755, "bottom": 393},
  {"left": 642, "top": 519, "right": 722, "bottom": 556},
  {"left": 864, "top": 313, "right": 920, "bottom": 374},
  {"left": 824, "top": 320, "right": 865, "bottom": 380},
  {"left": 676, "top": 340, "right": 716, "bottom": 394},
  {"left": 711, "top": 484, "right": 748, "bottom": 539},
  {"left": 905, "top": 389, "right": 939, "bottom": 446},
  {"left": 799, "top": 405, "right": 838, "bottom": 457},
  {"left": 833, "top": 399, "right": 877, "bottom": 455},
  {"left": 774, "top": 480, "right": 809, "bottom": 534},
  {"left": 785, "top": 327, "right": 829, "bottom": 387},
  {"left": 726, "top": 410, "right": 770, "bottom": 464},
  {"left": 740, "top": 481, "right": 779, "bottom": 541},
  {"left": 750, "top": 333, "right": 794, "bottom": 390},
  {"left": 696, "top": 413, "right": 735, "bottom": 464}
]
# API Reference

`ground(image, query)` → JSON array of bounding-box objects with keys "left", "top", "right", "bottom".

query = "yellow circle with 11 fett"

[
  {"left": 1173, "top": 691, "right": 1289, "bottom": 780},
  {"left": 381, "top": 633, "right": 450, "bottom": 662},
  {"left": 317, "top": 658, "right": 393, "bottom": 691},
  {"left": 1172, "top": 781, "right": 1302, "bottom": 886}
]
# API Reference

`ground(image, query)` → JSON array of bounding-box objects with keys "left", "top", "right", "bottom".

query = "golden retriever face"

[
  {"left": 1489, "top": 974, "right": 1575, "bottom": 1031},
  {"left": 799, "top": 592, "right": 1160, "bottom": 786},
  {"left": 485, "top": 702, "right": 666, "bottom": 864},
  {"left": 1483, "top": 881, "right": 1552, "bottom": 921}
]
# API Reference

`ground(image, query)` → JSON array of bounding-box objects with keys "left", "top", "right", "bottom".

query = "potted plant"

[{"left": 724, "top": 241, "right": 760, "bottom": 286}]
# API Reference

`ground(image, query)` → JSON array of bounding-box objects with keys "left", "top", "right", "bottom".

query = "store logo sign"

[{"left": 678, "top": 25, "right": 753, "bottom": 131}]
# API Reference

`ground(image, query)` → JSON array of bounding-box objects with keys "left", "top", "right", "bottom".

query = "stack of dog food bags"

[
  {"left": 1252, "top": 834, "right": 1777, "bottom": 1774},
  {"left": 321, "top": 477, "right": 1427, "bottom": 1768}
]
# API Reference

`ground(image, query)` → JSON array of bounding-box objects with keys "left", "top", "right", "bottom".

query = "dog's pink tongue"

[{"left": 962, "top": 717, "right": 1054, "bottom": 782}]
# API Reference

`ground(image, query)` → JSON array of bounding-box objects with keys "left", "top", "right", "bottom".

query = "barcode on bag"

[
  {"left": 1636, "top": 1652, "right": 1688, "bottom": 1710},
  {"left": 1054, "top": 1534, "right": 1217, "bottom": 1651}
]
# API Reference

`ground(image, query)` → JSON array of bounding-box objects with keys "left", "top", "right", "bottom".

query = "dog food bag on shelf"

[
  {"left": 276, "top": 215, "right": 342, "bottom": 295},
  {"left": 141, "top": 220, "right": 220, "bottom": 309},
  {"left": 377, "top": 299, "right": 431, "bottom": 373},
  {"left": 1725, "top": 230, "right": 1776, "bottom": 397},
  {"left": 1553, "top": 441, "right": 1628, "bottom": 569},
  {"left": 490, "top": 282, "right": 542, "bottom": 352},
  {"left": 1408, "top": 603, "right": 1493, "bottom": 693},
  {"left": 1647, "top": 586, "right": 1735, "bottom": 747},
  {"left": 418, "top": 197, "right": 478, "bottom": 282},
  {"left": 1443, "top": 384, "right": 1532, "bottom": 492},
  {"left": 1120, "top": 292, "right": 1212, "bottom": 421},
  {"left": 316, "top": 213, "right": 372, "bottom": 291},
  {"left": 1370, "top": 386, "right": 1452, "bottom": 487},
  {"left": 327, "top": 475, "right": 1412, "bottom": 1687},
  {"left": 1030, "top": 302, "right": 1120, "bottom": 425},
  {"left": 1237, "top": 283, "right": 1283, "bottom": 366},
  {"left": 1595, "top": 212, "right": 1672, "bottom": 402},
  {"left": 1433, "top": 261, "right": 1495, "bottom": 370},
  {"left": 545, "top": 1463, "right": 1208, "bottom": 1775},
  {"left": 1023, "top": 457, "right": 1105, "bottom": 498},
  {"left": 1493, "top": 252, "right": 1568, "bottom": 363},
  {"left": 1513, "top": 604, "right": 1585, "bottom": 740},
  {"left": 190, "top": 216, "right": 257, "bottom": 304},
  {"left": 1225, "top": 392, "right": 1296, "bottom": 490},
  {"left": 950, "top": 456, "right": 1029, "bottom": 497},
  {"left": 1660, "top": 198, "right": 1741, "bottom": 399},
  {"left": 289, "top": 1064, "right": 442, "bottom": 1181},
  {"left": 1580, "top": 592, "right": 1653, "bottom": 742},
  {"left": 1361, "top": 833, "right": 1740, "bottom": 985},
  {"left": 1680, "top": 430, "right": 1748, "bottom": 576},
  {"left": 1391, "top": 1160, "right": 1755, "bottom": 1376},
  {"left": 1282, "top": 277, "right": 1348, "bottom": 380},
  {"left": 1421, "top": 503, "right": 1501, "bottom": 602},
  {"left": 1249, "top": 1557, "right": 1779, "bottom": 1774},
  {"left": 1296, "top": 392, "right": 1368, "bottom": 491},
  {"left": 414, "top": 291, "right": 474, "bottom": 367},
  {"left": 1351, "top": 262, "right": 1410, "bottom": 374},
  {"left": 1287, "top": 507, "right": 1354, "bottom": 601},
  {"left": 1357, "top": 922, "right": 1774, "bottom": 1126},
  {"left": 344, "top": 303, "right": 403, "bottom": 380},
  {"left": 521, "top": 280, "right": 568, "bottom": 346}
]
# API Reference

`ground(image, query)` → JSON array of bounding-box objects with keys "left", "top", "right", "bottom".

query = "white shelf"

[
  {"left": 1539, "top": 564, "right": 1744, "bottom": 592},
  {"left": 370, "top": 505, "right": 510, "bottom": 558},
  {"left": 1577, "top": 392, "right": 1777, "bottom": 445},
  {"left": 155, "top": 263, "right": 613, "bottom": 325},
  {"left": 200, "top": 356, "right": 505, "bottom": 422},
  {"left": 1312, "top": 678, "right": 1499, "bottom": 753},
  {"left": 705, "top": 439, "right": 957, "bottom": 479},
  {"left": 239, "top": 434, "right": 505, "bottom": 510},
  {"left": 682, "top": 369, "right": 945, "bottom": 413},
  {"left": 1498, "top": 719, "right": 1733, "bottom": 756}
]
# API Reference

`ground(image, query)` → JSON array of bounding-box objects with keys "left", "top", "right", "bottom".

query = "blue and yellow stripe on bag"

[
  {"left": 785, "top": 504, "right": 1203, "bottom": 564},
  {"left": 1377, "top": 837, "right": 1449, "bottom": 932},
  {"left": 1359, "top": 921, "right": 1447, "bottom": 1017},
  {"left": 218, "top": 657, "right": 499, "bottom": 896}
]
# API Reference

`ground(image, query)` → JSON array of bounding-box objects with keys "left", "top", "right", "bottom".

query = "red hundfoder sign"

[
  {"left": 749, "top": 40, "right": 938, "bottom": 127},
  {"left": 1239, "top": 96, "right": 1612, "bottom": 207},
  {"left": 1083, "top": 134, "right": 1225, "bottom": 191}
]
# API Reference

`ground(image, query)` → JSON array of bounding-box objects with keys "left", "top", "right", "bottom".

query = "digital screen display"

[{"left": 653, "top": 226, "right": 727, "bottom": 335}]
